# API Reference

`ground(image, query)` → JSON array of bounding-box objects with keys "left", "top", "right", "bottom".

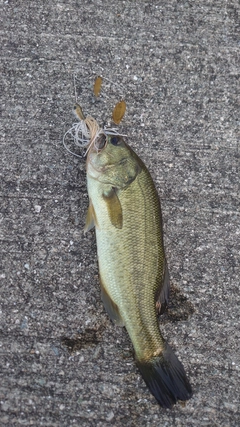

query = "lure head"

[
  {"left": 73, "top": 103, "right": 85, "bottom": 121},
  {"left": 87, "top": 134, "right": 141, "bottom": 189}
]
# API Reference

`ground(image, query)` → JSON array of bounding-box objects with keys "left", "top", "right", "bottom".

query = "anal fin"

[{"left": 100, "top": 277, "right": 124, "bottom": 326}]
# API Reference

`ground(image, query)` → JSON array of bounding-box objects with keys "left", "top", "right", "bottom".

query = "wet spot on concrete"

[
  {"left": 160, "top": 284, "right": 195, "bottom": 323},
  {"left": 61, "top": 327, "right": 104, "bottom": 353}
]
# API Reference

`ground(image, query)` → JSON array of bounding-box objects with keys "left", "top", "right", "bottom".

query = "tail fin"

[{"left": 137, "top": 343, "right": 192, "bottom": 408}]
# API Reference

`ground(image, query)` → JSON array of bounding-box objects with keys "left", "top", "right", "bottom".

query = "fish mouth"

[
  {"left": 102, "top": 158, "right": 128, "bottom": 171},
  {"left": 88, "top": 156, "right": 128, "bottom": 174}
]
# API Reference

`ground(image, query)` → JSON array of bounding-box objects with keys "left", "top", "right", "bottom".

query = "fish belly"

[{"left": 88, "top": 167, "right": 165, "bottom": 360}]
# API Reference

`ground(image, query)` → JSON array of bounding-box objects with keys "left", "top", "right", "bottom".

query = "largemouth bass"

[{"left": 85, "top": 133, "right": 192, "bottom": 408}]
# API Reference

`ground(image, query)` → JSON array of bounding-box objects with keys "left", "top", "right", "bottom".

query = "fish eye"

[
  {"left": 110, "top": 136, "right": 121, "bottom": 146},
  {"left": 97, "top": 134, "right": 107, "bottom": 150}
]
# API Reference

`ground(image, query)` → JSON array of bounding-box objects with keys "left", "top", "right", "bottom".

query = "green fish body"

[{"left": 85, "top": 134, "right": 192, "bottom": 408}]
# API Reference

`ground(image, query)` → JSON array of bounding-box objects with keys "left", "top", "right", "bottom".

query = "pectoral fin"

[
  {"left": 102, "top": 188, "right": 123, "bottom": 229},
  {"left": 100, "top": 278, "right": 124, "bottom": 326},
  {"left": 84, "top": 199, "right": 98, "bottom": 233}
]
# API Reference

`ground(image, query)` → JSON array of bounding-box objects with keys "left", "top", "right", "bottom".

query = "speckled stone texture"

[{"left": 1, "top": 1, "right": 239, "bottom": 426}]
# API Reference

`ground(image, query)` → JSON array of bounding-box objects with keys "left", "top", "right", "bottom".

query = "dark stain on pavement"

[{"left": 61, "top": 327, "right": 104, "bottom": 353}]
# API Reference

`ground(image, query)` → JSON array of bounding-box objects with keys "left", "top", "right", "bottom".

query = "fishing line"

[
  {"left": 73, "top": 74, "right": 78, "bottom": 103},
  {"left": 63, "top": 118, "right": 127, "bottom": 158}
]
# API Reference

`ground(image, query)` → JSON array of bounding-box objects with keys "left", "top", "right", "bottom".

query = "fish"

[{"left": 83, "top": 130, "right": 192, "bottom": 408}]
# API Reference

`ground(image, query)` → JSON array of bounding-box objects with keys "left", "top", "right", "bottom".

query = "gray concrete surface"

[{"left": 1, "top": 1, "right": 239, "bottom": 426}]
